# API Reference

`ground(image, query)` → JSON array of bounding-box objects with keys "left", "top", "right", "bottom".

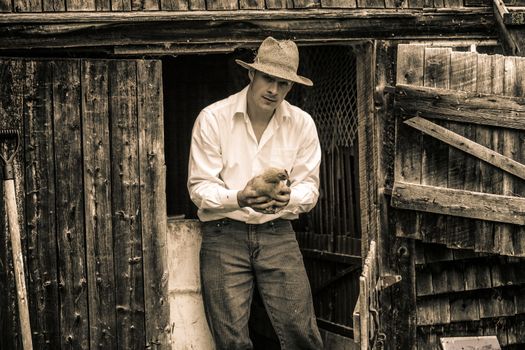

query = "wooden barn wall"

[
  {"left": 0, "top": 58, "right": 169, "bottom": 350},
  {"left": 0, "top": 0, "right": 495, "bottom": 12},
  {"left": 392, "top": 46, "right": 525, "bottom": 349}
]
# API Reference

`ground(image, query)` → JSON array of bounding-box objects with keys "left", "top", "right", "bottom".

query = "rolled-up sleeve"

[{"left": 187, "top": 110, "right": 240, "bottom": 211}]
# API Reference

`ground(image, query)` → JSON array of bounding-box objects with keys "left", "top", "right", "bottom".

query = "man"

[{"left": 188, "top": 36, "right": 323, "bottom": 350}]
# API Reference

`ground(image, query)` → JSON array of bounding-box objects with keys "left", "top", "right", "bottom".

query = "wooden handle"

[{"left": 5, "top": 179, "right": 33, "bottom": 350}]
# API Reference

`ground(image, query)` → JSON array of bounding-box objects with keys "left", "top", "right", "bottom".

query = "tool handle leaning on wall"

[{"left": 1, "top": 129, "right": 33, "bottom": 350}]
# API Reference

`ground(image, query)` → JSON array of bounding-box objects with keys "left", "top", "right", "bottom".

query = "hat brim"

[{"left": 235, "top": 59, "right": 313, "bottom": 87}]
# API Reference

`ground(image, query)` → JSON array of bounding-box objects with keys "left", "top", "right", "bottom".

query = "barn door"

[
  {"left": 392, "top": 44, "right": 525, "bottom": 257},
  {"left": 0, "top": 58, "right": 168, "bottom": 349},
  {"left": 391, "top": 45, "right": 525, "bottom": 349}
]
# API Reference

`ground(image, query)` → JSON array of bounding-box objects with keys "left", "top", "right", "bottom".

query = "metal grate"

[{"left": 290, "top": 46, "right": 359, "bottom": 150}]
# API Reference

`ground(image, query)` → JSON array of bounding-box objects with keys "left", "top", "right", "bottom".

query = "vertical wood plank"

[
  {"left": 66, "top": 0, "right": 95, "bottom": 10},
  {"left": 265, "top": 0, "right": 288, "bottom": 8},
  {"left": 13, "top": 0, "right": 41, "bottom": 12},
  {"left": 161, "top": 0, "right": 189, "bottom": 10},
  {"left": 82, "top": 60, "right": 117, "bottom": 350},
  {"left": 475, "top": 53, "right": 495, "bottom": 255},
  {"left": 95, "top": 0, "right": 111, "bottom": 10},
  {"left": 293, "top": 0, "right": 320, "bottom": 7},
  {"left": 421, "top": 47, "right": 451, "bottom": 245},
  {"left": 321, "top": 0, "right": 356, "bottom": 7},
  {"left": 0, "top": 0, "right": 12, "bottom": 12},
  {"left": 137, "top": 60, "right": 170, "bottom": 349},
  {"left": 110, "top": 60, "right": 146, "bottom": 350},
  {"left": 494, "top": 56, "right": 518, "bottom": 257},
  {"left": 444, "top": 0, "right": 461, "bottom": 7},
  {"left": 240, "top": 0, "right": 265, "bottom": 8},
  {"left": 395, "top": 44, "right": 424, "bottom": 240},
  {"left": 206, "top": 0, "right": 238, "bottom": 9},
  {"left": 0, "top": 59, "right": 25, "bottom": 350},
  {"left": 53, "top": 60, "right": 89, "bottom": 349},
  {"left": 112, "top": 0, "right": 131, "bottom": 11},
  {"left": 188, "top": 0, "right": 205, "bottom": 9},
  {"left": 447, "top": 51, "right": 477, "bottom": 250},
  {"left": 512, "top": 57, "right": 525, "bottom": 257},
  {"left": 357, "top": 0, "right": 383, "bottom": 7},
  {"left": 132, "top": 0, "right": 159, "bottom": 10},
  {"left": 42, "top": 0, "right": 65, "bottom": 11},
  {"left": 24, "top": 60, "right": 60, "bottom": 349}
]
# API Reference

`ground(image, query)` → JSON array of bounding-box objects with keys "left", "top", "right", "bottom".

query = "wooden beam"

[
  {"left": 395, "top": 84, "right": 525, "bottom": 131},
  {"left": 391, "top": 181, "right": 525, "bottom": 225},
  {"left": 300, "top": 248, "right": 362, "bottom": 265},
  {"left": 504, "top": 7, "right": 525, "bottom": 25},
  {"left": 494, "top": 0, "right": 520, "bottom": 55},
  {"left": 0, "top": 9, "right": 495, "bottom": 50},
  {"left": 403, "top": 117, "right": 525, "bottom": 181}
]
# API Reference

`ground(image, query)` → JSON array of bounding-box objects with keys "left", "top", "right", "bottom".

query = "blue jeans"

[{"left": 200, "top": 218, "right": 324, "bottom": 350}]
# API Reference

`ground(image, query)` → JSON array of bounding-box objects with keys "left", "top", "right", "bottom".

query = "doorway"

[{"left": 163, "top": 44, "right": 362, "bottom": 346}]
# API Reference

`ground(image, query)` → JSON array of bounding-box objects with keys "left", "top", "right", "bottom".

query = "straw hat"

[{"left": 235, "top": 37, "right": 313, "bottom": 87}]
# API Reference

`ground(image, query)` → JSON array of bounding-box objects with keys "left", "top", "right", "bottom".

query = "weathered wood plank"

[
  {"left": 42, "top": 0, "right": 65, "bottom": 11},
  {"left": 357, "top": 0, "right": 384, "bottom": 7},
  {"left": 444, "top": 0, "right": 461, "bottom": 7},
  {"left": 67, "top": 0, "right": 95, "bottom": 10},
  {"left": 81, "top": 60, "right": 116, "bottom": 350},
  {"left": 513, "top": 57, "right": 525, "bottom": 257},
  {"left": 464, "top": 0, "right": 490, "bottom": 5},
  {"left": 474, "top": 53, "right": 496, "bottom": 256},
  {"left": 450, "top": 297, "right": 480, "bottom": 322},
  {"left": 404, "top": 116, "right": 525, "bottom": 182},
  {"left": 0, "top": 10, "right": 496, "bottom": 50},
  {"left": 161, "top": 0, "right": 189, "bottom": 10},
  {"left": 95, "top": 0, "right": 111, "bottom": 10},
  {"left": 137, "top": 60, "right": 170, "bottom": 349},
  {"left": 394, "top": 44, "right": 424, "bottom": 240},
  {"left": 132, "top": 0, "right": 159, "bottom": 10},
  {"left": 110, "top": 60, "right": 145, "bottom": 350},
  {"left": 293, "top": 0, "right": 320, "bottom": 7},
  {"left": 206, "top": 0, "right": 239, "bottom": 9},
  {"left": 13, "top": 0, "right": 41, "bottom": 12},
  {"left": 392, "top": 181, "right": 525, "bottom": 225},
  {"left": 395, "top": 83, "right": 525, "bottom": 131},
  {"left": 0, "top": 0, "right": 12, "bottom": 12},
  {"left": 447, "top": 51, "right": 477, "bottom": 249},
  {"left": 0, "top": 59, "right": 25, "bottom": 350},
  {"left": 421, "top": 47, "right": 450, "bottom": 245},
  {"left": 479, "top": 289, "right": 516, "bottom": 318},
  {"left": 53, "top": 60, "right": 89, "bottom": 349},
  {"left": 417, "top": 297, "right": 450, "bottom": 326},
  {"left": 494, "top": 57, "right": 519, "bottom": 256},
  {"left": 188, "top": 0, "right": 205, "bottom": 9},
  {"left": 24, "top": 60, "right": 60, "bottom": 349},
  {"left": 321, "top": 0, "right": 357, "bottom": 7},
  {"left": 112, "top": 0, "right": 132, "bottom": 11},
  {"left": 487, "top": 55, "right": 509, "bottom": 257},
  {"left": 240, "top": 0, "right": 265, "bottom": 8}
]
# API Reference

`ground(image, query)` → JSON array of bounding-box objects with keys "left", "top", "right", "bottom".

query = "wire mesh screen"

[
  {"left": 289, "top": 46, "right": 361, "bottom": 253},
  {"left": 289, "top": 46, "right": 359, "bottom": 150}
]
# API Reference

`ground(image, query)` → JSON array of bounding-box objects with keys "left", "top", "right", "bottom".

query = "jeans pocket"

[
  {"left": 270, "top": 220, "right": 295, "bottom": 235},
  {"left": 202, "top": 220, "right": 225, "bottom": 238}
]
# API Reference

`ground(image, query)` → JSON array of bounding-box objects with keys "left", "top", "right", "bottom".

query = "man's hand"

[{"left": 238, "top": 181, "right": 291, "bottom": 214}]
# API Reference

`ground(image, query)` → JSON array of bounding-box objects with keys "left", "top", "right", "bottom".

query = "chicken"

[
  {"left": 246, "top": 167, "right": 290, "bottom": 214},
  {"left": 247, "top": 167, "right": 289, "bottom": 198}
]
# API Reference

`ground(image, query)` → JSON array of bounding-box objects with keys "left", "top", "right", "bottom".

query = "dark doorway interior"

[{"left": 163, "top": 45, "right": 362, "bottom": 345}]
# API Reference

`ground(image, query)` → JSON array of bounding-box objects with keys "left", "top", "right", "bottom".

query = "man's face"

[{"left": 248, "top": 70, "right": 293, "bottom": 113}]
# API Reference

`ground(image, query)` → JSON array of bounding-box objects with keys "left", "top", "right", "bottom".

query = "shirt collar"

[{"left": 233, "top": 85, "right": 291, "bottom": 126}]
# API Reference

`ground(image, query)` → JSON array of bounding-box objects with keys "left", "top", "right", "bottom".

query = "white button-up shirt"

[{"left": 187, "top": 86, "right": 321, "bottom": 224}]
